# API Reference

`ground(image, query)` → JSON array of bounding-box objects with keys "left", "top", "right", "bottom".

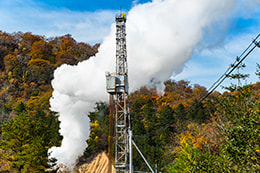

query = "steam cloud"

[{"left": 48, "top": 0, "right": 251, "bottom": 168}]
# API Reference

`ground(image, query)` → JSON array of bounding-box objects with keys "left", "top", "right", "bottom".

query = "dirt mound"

[{"left": 79, "top": 152, "right": 115, "bottom": 173}]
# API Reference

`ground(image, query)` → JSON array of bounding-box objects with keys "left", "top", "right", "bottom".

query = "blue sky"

[
  {"left": 0, "top": 0, "right": 259, "bottom": 91},
  {"left": 35, "top": 0, "right": 152, "bottom": 11}
]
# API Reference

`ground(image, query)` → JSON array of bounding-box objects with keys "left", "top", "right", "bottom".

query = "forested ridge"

[
  {"left": 0, "top": 31, "right": 99, "bottom": 172},
  {"left": 0, "top": 30, "right": 259, "bottom": 172}
]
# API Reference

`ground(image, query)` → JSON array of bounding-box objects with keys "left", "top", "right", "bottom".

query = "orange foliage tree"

[{"left": 30, "top": 40, "right": 54, "bottom": 62}]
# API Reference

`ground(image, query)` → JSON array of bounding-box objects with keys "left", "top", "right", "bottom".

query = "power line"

[
  {"left": 133, "top": 33, "right": 260, "bottom": 139},
  {"left": 198, "top": 33, "right": 260, "bottom": 103}
]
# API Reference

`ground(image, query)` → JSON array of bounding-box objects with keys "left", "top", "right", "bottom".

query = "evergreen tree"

[
  {"left": 0, "top": 111, "right": 61, "bottom": 172},
  {"left": 167, "top": 86, "right": 260, "bottom": 172},
  {"left": 224, "top": 57, "right": 249, "bottom": 91},
  {"left": 213, "top": 86, "right": 260, "bottom": 172},
  {"left": 186, "top": 100, "right": 209, "bottom": 123},
  {"left": 83, "top": 102, "right": 109, "bottom": 158},
  {"left": 256, "top": 63, "right": 260, "bottom": 78}
]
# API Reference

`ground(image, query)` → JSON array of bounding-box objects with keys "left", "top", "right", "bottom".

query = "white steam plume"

[{"left": 48, "top": 0, "right": 239, "bottom": 168}]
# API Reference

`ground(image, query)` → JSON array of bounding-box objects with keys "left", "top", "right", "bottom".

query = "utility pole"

[{"left": 106, "top": 13, "right": 132, "bottom": 173}]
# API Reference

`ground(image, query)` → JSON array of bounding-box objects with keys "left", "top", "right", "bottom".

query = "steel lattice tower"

[{"left": 106, "top": 13, "right": 131, "bottom": 173}]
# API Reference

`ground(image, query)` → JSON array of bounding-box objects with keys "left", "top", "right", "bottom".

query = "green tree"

[
  {"left": 0, "top": 111, "right": 61, "bottom": 172},
  {"left": 256, "top": 63, "right": 260, "bottom": 78},
  {"left": 167, "top": 132, "right": 218, "bottom": 173},
  {"left": 130, "top": 96, "right": 150, "bottom": 171},
  {"left": 224, "top": 57, "right": 249, "bottom": 91},
  {"left": 213, "top": 86, "right": 260, "bottom": 172},
  {"left": 83, "top": 102, "right": 109, "bottom": 158},
  {"left": 186, "top": 99, "right": 209, "bottom": 123},
  {"left": 12, "top": 100, "right": 26, "bottom": 114},
  {"left": 167, "top": 86, "right": 260, "bottom": 172},
  {"left": 130, "top": 95, "right": 174, "bottom": 172},
  {"left": 158, "top": 105, "right": 174, "bottom": 145}
]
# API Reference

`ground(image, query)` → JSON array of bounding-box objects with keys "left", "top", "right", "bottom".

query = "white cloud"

[
  {"left": 174, "top": 31, "right": 260, "bottom": 90},
  {"left": 0, "top": 0, "right": 116, "bottom": 43},
  {"left": 173, "top": 0, "right": 260, "bottom": 90}
]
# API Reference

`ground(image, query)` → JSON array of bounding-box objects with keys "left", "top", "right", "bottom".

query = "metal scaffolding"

[
  {"left": 106, "top": 13, "right": 154, "bottom": 173},
  {"left": 106, "top": 13, "right": 131, "bottom": 173}
]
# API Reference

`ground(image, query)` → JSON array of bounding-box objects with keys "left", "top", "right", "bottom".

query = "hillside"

[
  {"left": 0, "top": 31, "right": 259, "bottom": 172},
  {"left": 84, "top": 81, "right": 260, "bottom": 172},
  {"left": 0, "top": 31, "right": 100, "bottom": 172},
  {"left": 0, "top": 31, "right": 99, "bottom": 119}
]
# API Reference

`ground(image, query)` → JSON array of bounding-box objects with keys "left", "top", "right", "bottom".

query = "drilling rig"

[
  {"left": 106, "top": 12, "right": 155, "bottom": 173},
  {"left": 106, "top": 13, "right": 132, "bottom": 173}
]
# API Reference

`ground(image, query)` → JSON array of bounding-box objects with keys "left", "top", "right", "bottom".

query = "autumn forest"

[{"left": 0, "top": 31, "right": 259, "bottom": 172}]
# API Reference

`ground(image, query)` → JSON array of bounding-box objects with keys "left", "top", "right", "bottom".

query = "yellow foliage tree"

[{"left": 30, "top": 40, "right": 54, "bottom": 62}]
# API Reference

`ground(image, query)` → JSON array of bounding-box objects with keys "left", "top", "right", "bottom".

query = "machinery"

[
  {"left": 106, "top": 12, "right": 155, "bottom": 173},
  {"left": 104, "top": 12, "right": 260, "bottom": 173},
  {"left": 106, "top": 13, "right": 132, "bottom": 173}
]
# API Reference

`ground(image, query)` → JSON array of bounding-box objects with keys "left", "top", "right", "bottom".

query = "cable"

[
  {"left": 198, "top": 33, "right": 260, "bottom": 103},
  {"left": 205, "top": 34, "right": 260, "bottom": 94},
  {"left": 133, "top": 33, "right": 260, "bottom": 139}
]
